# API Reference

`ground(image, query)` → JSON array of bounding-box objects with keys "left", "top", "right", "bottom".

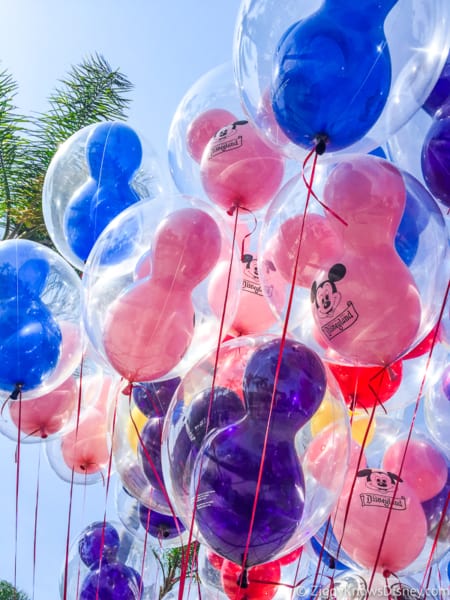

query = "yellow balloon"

[
  {"left": 349, "top": 412, "right": 376, "bottom": 446},
  {"left": 126, "top": 406, "right": 148, "bottom": 454}
]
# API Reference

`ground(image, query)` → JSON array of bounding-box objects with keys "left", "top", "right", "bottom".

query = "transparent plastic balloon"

[
  {"left": 167, "top": 62, "right": 247, "bottom": 198},
  {"left": 234, "top": 0, "right": 450, "bottom": 161},
  {"left": 43, "top": 121, "right": 167, "bottom": 271},
  {"left": 115, "top": 482, "right": 188, "bottom": 550},
  {"left": 0, "top": 239, "right": 84, "bottom": 399},
  {"left": 313, "top": 570, "right": 423, "bottom": 600},
  {"left": 83, "top": 193, "right": 241, "bottom": 385},
  {"left": 59, "top": 519, "right": 158, "bottom": 600},
  {"left": 46, "top": 369, "right": 119, "bottom": 485},
  {"left": 319, "top": 416, "right": 450, "bottom": 576},
  {"left": 259, "top": 156, "right": 449, "bottom": 367},
  {"left": 424, "top": 352, "right": 450, "bottom": 457},
  {"left": 161, "top": 333, "right": 350, "bottom": 567}
]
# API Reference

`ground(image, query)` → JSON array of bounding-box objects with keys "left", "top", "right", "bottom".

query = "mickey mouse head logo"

[
  {"left": 241, "top": 253, "right": 259, "bottom": 282},
  {"left": 357, "top": 469, "right": 403, "bottom": 495},
  {"left": 311, "top": 263, "right": 346, "bottom": 318}
]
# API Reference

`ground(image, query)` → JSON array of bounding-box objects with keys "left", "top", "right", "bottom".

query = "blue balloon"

[
  {"left": 0, "top": 298, "right": 62, "bottom": 393},
  {"left": 271, "top": 0, "right": 398, "bottom": 152},
  {"left": 87, "top": 122, "right": 143, "bottom": 181},
  {"left": 0, "top": 243, "right": 50, "bottom": 299}
]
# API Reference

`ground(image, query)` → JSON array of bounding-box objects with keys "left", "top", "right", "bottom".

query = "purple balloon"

[
  {"left": 442, "top": 366, "right": 450, "bottom": 402},
  {"left": 80, "top": 562, "right": 141, "bottom": 600},
  {"left": 78, "top": 522, "right": 120, "bottom": 570},
  {"left": 185, "top": 386, "right": 245, "bottom": 448},
  {"left": 138, "top": 504, "right": 185, "bottom": 540},
  {"left": 243, "top": 338, "right": 327, "bottom": 431},
  {"left": 193, "top": 418, "right": 305, "bottom": 566},
  {"left": 421, "top": 115, "right": 450, "bottom": 208},
  {"left": 422, "top": 468, "right": 450, "bottom": 542},
  {"left": 138, "top": 417, "right": 164, "bottom": 491},
  {"left": 132, "top": 377, "right": 180, "bottom": 418},
  {"left": 422, "top": 54, "right": 450, "bottom": 117}
]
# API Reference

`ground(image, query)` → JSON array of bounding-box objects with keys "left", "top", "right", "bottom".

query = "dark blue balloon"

[
  {"left": 132, "top": 377, "right": 180, "bottom": 418},
  {"left": 0, "top": 244, "right": 50, "bottom": 299},
  {"left": 80, "top": 562, "right": 140, "bottom": 600},
  {"left": 138, "top": 417, "right": 164, "bottom": 491},
  {"left": 78, "top": 521, "right": 121, "bottom": 570},
  {"left": 310, "top": 536, "right": 348, "bottom": 571},
  {"left": 271, "top": 0, "right": 398, "bottom": 152},
  {"left": 0, "top": 298, "right": 62, "bottom": 393},
  {"left": 87, "top": 122, "right": 143, "bottom": 181},
  {"left": 422, "top": 52, "right": 450, "bottom": 117},
  {"left": 421, "top": 115, "right": 450, "bottom": 208}
]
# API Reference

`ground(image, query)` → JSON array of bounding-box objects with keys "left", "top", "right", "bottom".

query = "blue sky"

[{"left": 0, "top": 2, "right": 240, "bottom": 598}]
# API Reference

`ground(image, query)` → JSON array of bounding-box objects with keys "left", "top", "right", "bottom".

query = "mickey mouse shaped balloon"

[{"left": 271, "top": 0, "right": 398, "bottom": 152}]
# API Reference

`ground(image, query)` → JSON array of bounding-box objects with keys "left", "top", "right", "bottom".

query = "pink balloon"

[
  {"left": 186, "top": 108, "right": 237, "bottom": 163},
  {"left": 9, "top": 375, "right": 78, "bottom": 438},
  {"left": 61, "top": 407, "right": 110, "bottom": 474},
  {"left": 311, "top": 156, "right": 421, "bottom": 365},
  {"left": 382, "top": 439, "right": 448, "bottom": 502},
  {"left": 272, "top": 213, "right": 344, "bottom": 288},
  {"left": 333, "top": 467, "right": 428, "bottom": 573},
  {"left": 200, "top": 119, "right": 285, "bottom": 213},
  {"left": 304, "top": 427, "right": 354, "bottom": 493},
  {"left": 103, "top": 208, "right": 222, "bottom": 382}
]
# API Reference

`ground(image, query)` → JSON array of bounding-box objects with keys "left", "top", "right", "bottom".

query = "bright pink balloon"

[
  {"left": 272, "top": 213, "right": 344, "bottom": 288},
  {"left": 9, "top": 375, "right": 78, "bottom": 438},
  {"left": 103, "top": 208, "right": 222, "bottom": 382},
  {"left": 333, "top": 467, "right": 427, "bottom": 573},
  {"left": 200, "top": 119, "right": 285, "bottom": 213},
  {"left": 186, "top": 108, "right": 237, "bottom": 163},
  {"left": 382, "top": 439, "right": 448, "bottom": 502},
  {"left": 311, "top": 157, "right": 421, "bottom": 366}
]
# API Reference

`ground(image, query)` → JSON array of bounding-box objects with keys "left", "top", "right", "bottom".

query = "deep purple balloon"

[
  {"left": 422, "top": 54, "right": 450, "bottom": 117},
  {"left": 78, "top": 522, "right": 120, "bottom": 570},
  {"left": 138, "top": 417, "right": 164, "bottom": 491},
  {"left": 421, "top": 116, "right": 450, "bottom": 208},
  {"left": 193, "top": 418, "right": 305, "bottom": 566},
  {"left": 422, "top": 468, "right": 450, "bottom": 542},
  {"left": 132, "top": 377, "right": 180, "bottom": 418},
  {"left": 138, "top": 504, "right": 186, "bottom": 540},
  {"left": 243, "top": 338, "right": 327, "bottom": 431},
  {"left": 442, "top": 366, "right": 450, "bottom": 402},
  {"left": 80, "top": 562, "right": 141, "bottom": 600},
  {"left": 185, "top": 386, "right": 245, "bottom": 448}
]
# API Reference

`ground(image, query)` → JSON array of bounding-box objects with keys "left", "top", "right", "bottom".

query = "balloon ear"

[
  {"left": 328, "top": 263, "right": 346, "bottom": 283},
  {"left": 241, "top": 253, "right": 253, "bottom": 267},
  {"left": 311, "top": 281, "right": 318, "bottom": 304},
  {"left": 356, "top": 469, "right": 373, "bottom": 480},
  {"left": 387, "top": 471, "right": 403, "bottom": 484}
]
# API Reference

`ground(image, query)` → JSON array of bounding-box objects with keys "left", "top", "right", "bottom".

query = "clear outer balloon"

[
  {"left": 43, "top": 121, "right": 167, "bottom": 271},
  {"left": 325, "top": 416, "right": 449, "bottom": 575},
  {"left": 0, "top": 239, "right": 84, "bottom": 398},
  {"left": 161, "top": 334, "right": 350, "bottom": 566},
  {"left": 46, "top": 371, "right": 118, "bottom": 485},
  {"left": 234, "top": 0, "right": 450, "bottom": 161},
  {"left": 315, "top": 570, "right": 423, "bottom": 600},
  {"left": 424, "top": 356, "right": 450, "bottom": 456},
  {"left": 59, "top": 519, "right": 158, "bottom": 600},
  {"left": 423, "top": 52, "right": 450, "bottom": 117},
  {"left": 83, "top": 194, "right": 241, "bottom": 384},
  {"left": 167, "top": 62, "right": 246, "bottom": 197},
  {"left": 199, "top": 118, "right": 285, "bottom": 213},
  {"left": 382, "top": 438, "right": 448, "bottom": 502},
  {"left": 260, "top": 155, "right": 449, "bottom": 367}
]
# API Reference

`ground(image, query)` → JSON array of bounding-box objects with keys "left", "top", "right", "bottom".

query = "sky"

[{"left": 0, "top": 1, "right": 241, "bottom": 598}]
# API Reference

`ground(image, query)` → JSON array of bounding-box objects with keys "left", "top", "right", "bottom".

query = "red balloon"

[
  {"left": 207, "top": 550, "right": 224, "bottom": 571},
  {"left": 220, "top": 559, "right": 281, "bottom": 600},
  {"left": 402, "top": 323, "right": 441, "bottom": 360},
  {"left": 327, "top": 360, "right": 403, "bottom": 409}
]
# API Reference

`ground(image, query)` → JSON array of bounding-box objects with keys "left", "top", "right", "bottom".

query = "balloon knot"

[
  {"left": 121, "top": 382, "right": 133, "bottom": 396},
  {"left": 383, "top": 569, "right": 392, "bottom": 579},
  {"left": 227, "top": 205, "right": 237, "bottom": 216},
  {"left": 10, "top": 383, "right": 23, "bottom": 400},
  {"left": 238, "top": 568, "right": 249, "bottom": 589},
  {"left": 314, "top": 134, "right": 328, "bottom": 155}
]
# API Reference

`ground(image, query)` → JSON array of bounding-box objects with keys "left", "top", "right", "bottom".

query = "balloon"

[
  {"left": 132, "top": 377, "right": 180, "bottom": 418},
  {"left": 421, "top": 468, "right": 450, "bottom": 542},
  {"left": 310, "top": 156, "right": 421, "bottom": 365},
  {"left": 382, "top": 439, "right": 448, "bottom": 502},
  {"left": 80, "top": 562, "right": 140, "bottom": 600},
  {"left": 78, "top": 521, "right": 121, "bottom": 569},
  {"left": 423, "top": 52, "right": 450, "bottom": 117},
  {"left": 8, "top": 375, "right": 78, "bottom": 439},
  {"left": 271, "top": 1, "right": 397, "bottom": 153},
  {"left": 234, "top": 0, "right": 450, "bottom": 160},
  {"left": 126, "top": 405, "right": 148, "bottom": 455},
  {"left": 200, "top": 119, "right": 285, "bottom": 213},
  {"left": 186, "top": 108, "right": 238, "bottom": 163},
  {"left": 326, "top": 361, "right": 403, "bottom": 410},
  {"left": 137, "top": 417, "right": 165, "bottom": 491},
  {"left": 421, "top": 115, "right": 450, "bottom": 208},
  {"left": 220, "top": 559, "right": 281, "bottom": 600},
  {"left": 332, "top": 467, "right": 428, "bottom": 573},
  {"left": 138, "top": 504, "right": 185, "bottom": 541},
  {"left": 43, "top": 121, "right": 165, "bottom": 271},
  {"left": 102, "top": 207, "right": 222, "bottom": 382}
]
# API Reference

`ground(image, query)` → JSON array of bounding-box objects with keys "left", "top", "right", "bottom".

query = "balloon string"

[
  {"left": 301, "top": 148, "right": 347, "bottom": 227},
  {"left": 31, "top": 445, "right": 42, "bottom": 600},
  {"left": 239, "top": 148, "right": 320, "bottom": 589},
  {"left": 310, "top": 517, "right": 332, "bottom": 594},
  {"left": 238, "top": 206, "right": 258, "bottom": 260},
  {"left": 138, "top": 507, "right": 150, "bottom": 600},
  {"left": 419, "top": 490, "right": 450, "bottom": 595},
  {"left": 179, "top": 205, "right": 240, "bottom": 600},
  {"left": 367, "top": 278, "right": 449, "bottom": 594},
  {"left": 13, "top": 389, "right": 22, "bottom": 594},
  {"left": 74, "top": 471, "right": 90, "bottom": 600}
]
